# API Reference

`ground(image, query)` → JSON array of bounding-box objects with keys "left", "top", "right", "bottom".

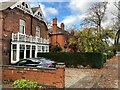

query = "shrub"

[
  {"left": 51, "top": 46, "right": 62, "bottom": 52},
  {"left": 107, "top": 51, "right": 114, "bottom": 59},
  {"left": 37, "top": 52, "right": 104, "bottom": 69},
  {"left": 103, "top": 53, "right": 107, "bottom": 63},
  {"left": 12, "top": 79, "right": 39, "bottom": 89}
]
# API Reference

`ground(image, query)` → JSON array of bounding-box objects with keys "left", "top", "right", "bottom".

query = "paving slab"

[
  {"left": 65, "top": 56, "right": 119, "bottom": 88},
  {"left": 69, "top": 75, "right": 101, "bottom": 88}
]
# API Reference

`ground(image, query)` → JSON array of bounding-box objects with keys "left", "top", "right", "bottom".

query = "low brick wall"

[{"left": 2, "top": 64, "right": 65, "bottom": 88}]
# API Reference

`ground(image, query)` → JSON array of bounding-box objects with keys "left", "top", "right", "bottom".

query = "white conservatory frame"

[{"left": 11, "top": 32, "right": 49, "bottom": 64}]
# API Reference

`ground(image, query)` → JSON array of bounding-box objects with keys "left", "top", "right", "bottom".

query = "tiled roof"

[
  {"left": 0, "top": 0, "right": 17, "bottom": 11},
  {"left": 49, "top": 26, "right": 63, "bottom": 34},
  {"left": 31, "top": 6, "right": 39, "bottom": 13}
]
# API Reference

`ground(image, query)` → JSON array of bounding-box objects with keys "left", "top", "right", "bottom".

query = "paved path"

[{"left": 65, "top": 56, "right": 119, "bottom": 89}]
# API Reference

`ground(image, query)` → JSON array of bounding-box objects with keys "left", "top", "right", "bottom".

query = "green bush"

[
  {"left": 103, "top": 53, "right": 107, "bottom": 63},
  {"left": 51, "top": 46, "right": 62, "bottom": 52},
  {"left": 37, "top": 52, "right": 104, "bottom": 69},
  {"left": 107, "top": 51, "right": 114, "bottom": 59},
  {"left": 12, "top": 79, "right": 39, "bottom": 89}
]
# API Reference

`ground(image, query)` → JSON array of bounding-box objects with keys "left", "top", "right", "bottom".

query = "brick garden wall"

[{"left": 2, "top": 64, "right": 65, "bottom": 88}]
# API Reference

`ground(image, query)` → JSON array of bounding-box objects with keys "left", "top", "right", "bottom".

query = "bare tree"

[
  {"left": 84, "top": 2, "right": 108, "bottom": 33},
  {"left": 113, "top": 1, "right": 120, "bottom": 29}
]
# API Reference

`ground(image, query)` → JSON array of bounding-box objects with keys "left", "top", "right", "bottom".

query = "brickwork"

[
  {"left": 50, "top": 18, "right": 65, "bottom": 51},
  {"left": 0, "top": 7, "right": 48, "bottom": 65},
  {"left": 2, "top": 65, "right": 65, "bottom": 88}
]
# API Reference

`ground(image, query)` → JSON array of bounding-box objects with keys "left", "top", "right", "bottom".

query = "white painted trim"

[
  {"left": 11, "top": 42, "right": 49, "bottom": 46},
  {"left": 26, "top": 2, "right": 33, "bottom": 15},
  {"left": 11, "top": 44, "right": 13, "bottom": 63},
  {"left": 47, "top": 46, "right": 49, "bottom": 52},
  {"left": 30, "top": 45, "right": 32, "bottom": 58},
  {"left": 11, "top": 42, "right": 49, "bottom": 63},
  {"left": 35, "top": 45, "right": 38, "bottom": 58},
  {"left": 10, "top": 0, "right": 33, "bottom": 16},
  {"left": 33, "top": 8, "right": 42, "bottom": 16},
  {"left": 10, "top": 0, "right": 21, "bottom": 9},
  {"left": 24, "top": 44, "right": 26, "bottom": 59},
  {"left": 33, "top": 7, "right": 47, "bottom": 24},
  {"left": 16, "top": 44, "right": 20, "bottom": 62}
]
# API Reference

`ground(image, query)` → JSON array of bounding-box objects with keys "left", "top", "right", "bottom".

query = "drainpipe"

[{"left": 30, "top": 16, "right": 33, "bottom": 36}]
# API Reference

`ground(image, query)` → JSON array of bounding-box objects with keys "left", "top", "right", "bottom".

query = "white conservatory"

[{"left": 11, "top": 32, "right": 49, "bottom": 64}]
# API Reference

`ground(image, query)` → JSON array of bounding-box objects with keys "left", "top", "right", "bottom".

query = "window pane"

[
  {"left": 20, "top": 20, "right": 25, "bottom": 25},
  {"left": 38, "top": 46, "right": 41, "bottom": 52},
  {"left": 42, "top": 46, "right": 44, "bottom": 52},
  {"left": 20, "top": 50, "right": 24, "bottom": 59},
  {"left": 20, "top": 45, "right": 25, "bottom": 50},
  {"left": 13, "top": 50, "right": 16, "bottom": 61},
  {"left": 20, "top": 26, "right": 24, "bottom": 34},
  {"left": 32, "top": 46, "right": 36, "bottom": 50},
  {"left": 36, "top": 26, "right": 40, "bottom": 37},
  {"left": 12, "top": 44, "right": 17, "bottom": 49},
  {"left": 26, "top": 50, "right": 30, "bottom": 58},
  {"left": 20, "top": 19, "right": 25, "bottom": 34},
  {"left": 26, "top": 45, "right": 30, "bottom": 50}
]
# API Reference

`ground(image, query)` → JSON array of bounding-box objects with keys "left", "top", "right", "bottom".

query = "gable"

[
  {"left": 33, "top": 7, "right": 46, "bottom": 22},
  {"left": 10, "top": 0, "right": 33, "bottom": 15},
  {"left": 0, "top": 0, "right": 17, "bottom": 11},
  {"left": 0, "top": 0, "right": 47, "bottom": 24}
]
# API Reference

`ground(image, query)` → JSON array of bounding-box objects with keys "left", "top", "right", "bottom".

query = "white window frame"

[
  {"left": 11, "top": 44, "right": 17, "bottom": 61},
  {"left": 36, "top": 26, "right": 40, "bottom": 37},
  {"left": 20, "top": 19, "right": 25, "bottom": 34}
]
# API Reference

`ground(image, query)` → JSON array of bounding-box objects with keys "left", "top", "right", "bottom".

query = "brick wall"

[
  {"left": 0, "top": 7, "right": 48, "bottom": 65},
  {"left": 2, "top": 64, "right": 65, "bottom": 88}
]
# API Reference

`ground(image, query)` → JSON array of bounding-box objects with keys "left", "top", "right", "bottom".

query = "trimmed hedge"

[{"left": 37, "top": 52, "right": 104, "bottom": 69}]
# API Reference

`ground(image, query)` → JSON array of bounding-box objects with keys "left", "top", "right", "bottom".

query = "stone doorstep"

[{"left": 68, "top": 75, "right": 101, "bottom": 88}]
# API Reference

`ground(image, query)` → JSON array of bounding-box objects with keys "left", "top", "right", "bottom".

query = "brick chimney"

[
  {"left": 52, "top": 17, "right": 57, "bottom": 33},
  {"left": 60, "top": 23, "right": 64, "bottom": 30}
]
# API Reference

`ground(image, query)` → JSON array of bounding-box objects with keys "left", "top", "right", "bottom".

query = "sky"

[
  {"left": 0, "top": 0, "right": 119, "bottom": 29},
  {"left": 28, "top": 0, "right": 119, "bottom": 29}
]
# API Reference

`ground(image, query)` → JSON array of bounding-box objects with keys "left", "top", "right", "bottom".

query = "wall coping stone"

[{"left": 1, "top": 65, "right": 56, "bottom": 70}]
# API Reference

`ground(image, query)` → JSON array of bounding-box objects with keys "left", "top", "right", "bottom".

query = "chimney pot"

[
  {"left": 60, "top": 23, "right": 64, "bottom": 30},
  {"left": 53, "top": 17, "right": 57, "bottom": 25}
]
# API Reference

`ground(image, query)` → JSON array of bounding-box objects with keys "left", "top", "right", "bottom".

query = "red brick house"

[
  {"left": 0, "top": 1, "right": 49, "bottom": 65},
  {"left": 48, "top": 18, "right": 70, "bottom": 52}
]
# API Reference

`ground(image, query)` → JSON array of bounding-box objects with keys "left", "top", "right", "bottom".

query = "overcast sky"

[{"left": 0, "top": 0, "right": 119, "bottom": 29}]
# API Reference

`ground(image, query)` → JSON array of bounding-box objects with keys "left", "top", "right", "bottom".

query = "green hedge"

[{"left": 37, "top": 52, "right": 104, "bottom": 69}]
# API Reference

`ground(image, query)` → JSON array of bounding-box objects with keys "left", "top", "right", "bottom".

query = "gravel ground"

[{"left": 65, "top": 56, "right": 119, "bottom": 88}]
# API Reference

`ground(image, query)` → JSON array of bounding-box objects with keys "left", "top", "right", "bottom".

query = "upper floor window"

[
  {"left": 20, "top": 19, "right": 25, "bottom": 34},
  {"left": 36, "top": 26, "right": 40, "bottom": 37}
]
